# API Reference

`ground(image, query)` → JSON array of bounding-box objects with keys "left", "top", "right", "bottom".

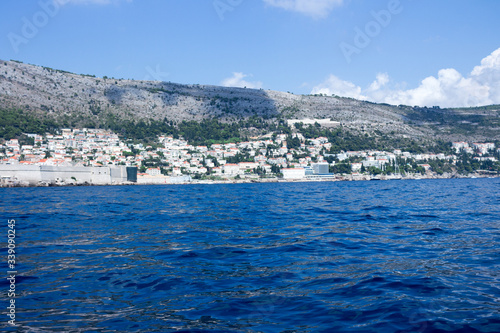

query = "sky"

[{"left": 1, "top": 0, "right": 500, "bottom": 108}]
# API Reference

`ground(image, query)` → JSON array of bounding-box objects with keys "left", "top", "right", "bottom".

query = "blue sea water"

[{"left": 1, "top": 178, "right": 500, "bottom": 332}]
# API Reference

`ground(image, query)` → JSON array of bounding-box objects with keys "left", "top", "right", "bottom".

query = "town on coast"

[{"left": 1, "top": 127, "right": 499, "bottom": 187}]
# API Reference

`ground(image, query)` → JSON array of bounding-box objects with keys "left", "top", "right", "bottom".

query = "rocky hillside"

[{"left": 1, "top": 60, "right": 499, "bottom": 142}]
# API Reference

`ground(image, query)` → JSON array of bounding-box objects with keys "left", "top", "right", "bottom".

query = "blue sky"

[{"left": 1, "top": 0, "right": 500, "bottom": 107}]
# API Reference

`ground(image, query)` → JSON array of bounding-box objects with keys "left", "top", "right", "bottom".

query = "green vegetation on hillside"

[
  {"left": 0, "top": 108, "right": 59, "bottom": 139},
  {"left": 0, "top": 107, "right": 247, "bottom": 145},
  {"left": 0, "top": 107, "right": 492, "bottom": 160},
  {"left": 404, "top": 106, "right": 500, "bottom": 136},
  {"left": 102, "top": 115, "right": 243, "bottom": 145},
  {"left": 292, "top": 122, "right": 448, "bottom": 154}
]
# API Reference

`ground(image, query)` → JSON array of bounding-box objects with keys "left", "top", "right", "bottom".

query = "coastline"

[
  {"left": 1, "top": 172, "right": 498, "bottom": 188},
  {"left": 189, "top": 172, "right": 499, "bottom": 185}
]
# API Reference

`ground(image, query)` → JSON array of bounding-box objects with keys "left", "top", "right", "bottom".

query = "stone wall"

[{"left": 0, "top": 165, "right": 135, "bottom": 185}]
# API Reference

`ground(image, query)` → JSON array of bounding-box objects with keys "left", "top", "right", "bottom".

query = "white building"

[
  {"left": 282, "top": 168, "right": 305, "bottom": 179},
  {"left": 238, "top": 162, "right": 258, "bottom": 172},
  {"left": 146, "top": 168, "right": 161, "bottom": 176},
  {"left": 473, "top": 143, "right": 495, "bottom": 154},
  {"left": 452, "top": 142, "right": 469, "bottom": 153},
  {"left": 223, "top": 163, "right": 240, "bottom": 176},
  {"left": 312, "top": 162, "right": 329, "bottom": 174},
  {"left": 351, "top": 163, "right": 362, "bottom": 172}
]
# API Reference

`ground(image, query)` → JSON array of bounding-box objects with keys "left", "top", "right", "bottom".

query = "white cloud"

[
  {"left": 311, "top": 74, "right": 366, "bottom": 100},
  {"left": 312, "top": 47, "right": 500, "bottom": 108},
  {"left": 368, "top": 73, "right": 389, "bottom": 91},
  {"left": 221, "top": 72, "right": 263, "bottom": 89},
  {"left": 262, "top": 0, "right": 344, "bottom": 19},
  {"left": 471, "top": 48, "right": 500, "bottom": 100}
]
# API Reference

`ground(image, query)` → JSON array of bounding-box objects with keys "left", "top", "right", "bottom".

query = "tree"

[
  {"left": 271, "top": 164, "right": 281, "bottom": 175},
  {"left": 367, "top": 167, "right": 382, "bottom": 175},
  {"left": 332, "top": 163, "right": 352, "bottom": 174}
]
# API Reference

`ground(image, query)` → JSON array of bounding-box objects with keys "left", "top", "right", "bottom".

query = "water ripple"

[{"left": 0, "top": 178, "right": 499, "bottom": 332}]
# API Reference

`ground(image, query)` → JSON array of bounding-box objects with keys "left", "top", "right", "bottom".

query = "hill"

[{"left": 1, "top": 59, "right": 499, "bottom": 144}]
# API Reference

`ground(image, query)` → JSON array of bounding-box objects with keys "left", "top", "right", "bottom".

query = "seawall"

[{"left": 0, "top": 165, "right": 137, "bottom": 186}]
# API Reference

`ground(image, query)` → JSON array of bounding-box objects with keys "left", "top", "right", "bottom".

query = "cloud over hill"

[{"left": 312, "top": 47, "right": 500, "bottom": 108}]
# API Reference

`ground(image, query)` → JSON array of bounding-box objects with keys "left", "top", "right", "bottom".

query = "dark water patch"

[
  {"left": 300, "top": 277, "right": 349, "bottom": 289},
  {"left": 422, "top": 227, "right": 447, "bottom": 235},
  {"left": 15, "top": 222, "right": 41, "bottom": 230},
  {"left": 327, "top": 240, "right": 363, "bottom": 250},
  {"left": 179, "top": 251, "right": 199, "bottom": 258},
  {"left": 156, "top": 250, "right": 177, "bottom": 257},
  {"left": 411, "top": 214, "right": 440, "bottom": 219},
  {"left": 363, "top": 205, "right": 391, "bottom": 211}
]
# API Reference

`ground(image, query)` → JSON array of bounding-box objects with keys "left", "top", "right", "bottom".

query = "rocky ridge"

[{"left": 1, "top": 60, "right": 499, "bottom": 142}]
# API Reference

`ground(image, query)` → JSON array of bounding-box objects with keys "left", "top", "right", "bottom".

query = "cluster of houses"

[
  {"left": 1, "top": 129, "right": 128, "bottom": 167},
  {"left": 0, "top": 128, "right": 498, "bottom": 185},
  {"left": 146, "top": 134, "right": 335, "bottom": 180},
  {"left": 452, "top": 142, "right": 499, "bottom": 162}
]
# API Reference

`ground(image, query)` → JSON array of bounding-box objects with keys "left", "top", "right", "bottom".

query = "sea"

[{"left": 1, "top": 178, "right": 499, "bottom": 333}]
